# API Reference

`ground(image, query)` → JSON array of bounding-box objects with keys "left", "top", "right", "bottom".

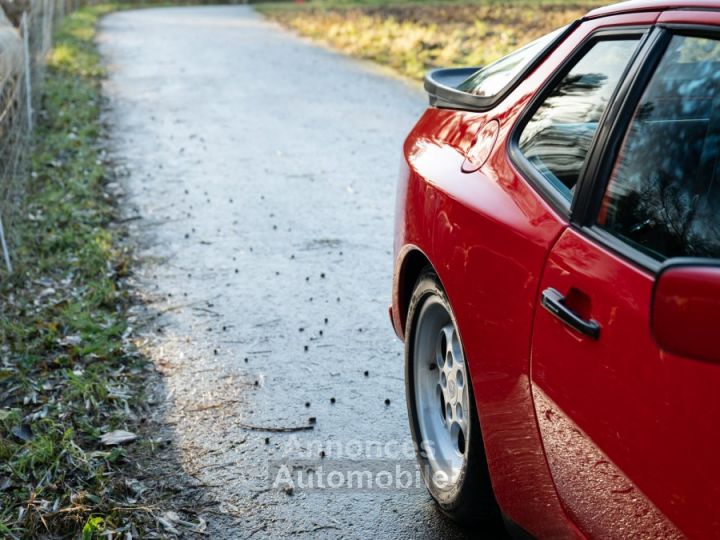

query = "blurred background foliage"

[{"left": 258, "top": 1, "right": 601, "bottom": 80}]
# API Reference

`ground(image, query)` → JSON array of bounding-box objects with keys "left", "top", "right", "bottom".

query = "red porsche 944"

[{"left": 391, "top": 1, "right": 720, "bottom": 537}]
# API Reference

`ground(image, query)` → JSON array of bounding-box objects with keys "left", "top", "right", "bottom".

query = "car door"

[{"left": 530, "top": 20, "right": 720, "bottom": 539}]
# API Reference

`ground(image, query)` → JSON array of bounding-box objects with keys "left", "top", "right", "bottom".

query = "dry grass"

[{"left": 260, "top": 2, "right": 602, "bottom": 80}]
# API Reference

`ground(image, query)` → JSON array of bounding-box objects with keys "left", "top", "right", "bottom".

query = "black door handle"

[{"left": 541, "top": 288, "right": 601, "bottom": 340}]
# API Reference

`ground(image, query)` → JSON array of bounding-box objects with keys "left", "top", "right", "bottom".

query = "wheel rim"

[{"left": 413, "top": 296, "right": 470, "bottom": 490}]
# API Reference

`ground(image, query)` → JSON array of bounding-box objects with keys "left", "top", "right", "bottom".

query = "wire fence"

[
  {"left": 0, "top": 0, "right": 237, "bottom": 274},
  {"left": 0, "top": 0, "right": 70, "bottom": 274}
]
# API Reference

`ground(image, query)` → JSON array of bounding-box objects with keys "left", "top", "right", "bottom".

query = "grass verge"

[
  {"left": 0, "top": 5, "right": 160, "bottom": 537},
  {"left": 258, "top": 1, "right": 602, "bottom": 80}
]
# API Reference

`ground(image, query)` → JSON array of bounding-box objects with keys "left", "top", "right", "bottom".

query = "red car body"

[{"left": 391, "top": 2, "right": 720, "bottom": 538}]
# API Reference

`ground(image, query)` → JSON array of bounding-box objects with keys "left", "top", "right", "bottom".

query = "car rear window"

[{"left": 456, "top": 27, "right": 565, "bottom": 98}]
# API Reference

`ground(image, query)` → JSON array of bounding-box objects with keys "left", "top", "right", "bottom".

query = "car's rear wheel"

[{"left": 405, "top": 269, "right": 502, "bottom": 529}]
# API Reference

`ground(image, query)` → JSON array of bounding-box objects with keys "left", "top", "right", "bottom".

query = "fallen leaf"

[
  {"left": 61, "top": 335, "right": 82, "bottom": 346},
  {"left": 158, "top": 511, "right": 208, "bottom": 535},
  {"left": 0, "top": 476, "right": 12, "bottom": 491},
  {"left": 100, "top": 430, "right": 137, "bottom": 445},
  {"left": 38, "top": 287, "right": 56, "bottom": 298},
  {"left": 126, "top": 478, "right": 147, "bottom": 495},
  {"left": 158, "top": 512, "right": 180, "bottom": 535},
  {"left": 11, "top": 424, "right": 33, "bottom": 442}
]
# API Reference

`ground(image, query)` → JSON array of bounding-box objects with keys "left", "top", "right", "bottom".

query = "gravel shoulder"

[{"left": 99, "top": 6, "right": 474, "bottom": 538}]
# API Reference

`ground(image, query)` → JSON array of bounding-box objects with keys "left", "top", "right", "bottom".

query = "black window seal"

[
  {"left": 578, "top": 225, "right": 662, "bottom": 274},
  {"left": 666, "top": 7, "right": 720, "bottom": 14},
  {"left": 571, "top": 27, "right": 670, "bottom": 228},
  {"left": 508, "top": 26, "right": 653, "bottom": 218},
  {"left": 424, "top": 19, "right": 582, "bottom": 113},
  {"left": 657, "top": 22, "right": 720, "bottom": 37},
  {"left": 573, "top": 24, "right": 720, "bottom": 274}
]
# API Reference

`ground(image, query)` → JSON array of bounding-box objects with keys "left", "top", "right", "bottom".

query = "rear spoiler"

[{"left": 424, "top": 67, "right": 486, "bottom": 111}]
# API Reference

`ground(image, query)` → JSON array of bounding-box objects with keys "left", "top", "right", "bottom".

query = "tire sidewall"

[{"left": 404, "top": 271, "right": 471, "bottom": 510}]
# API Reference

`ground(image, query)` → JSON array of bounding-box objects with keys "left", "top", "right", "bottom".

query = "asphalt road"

[{"left": 99, "top": 6, "right": 477, "bottom": 538}]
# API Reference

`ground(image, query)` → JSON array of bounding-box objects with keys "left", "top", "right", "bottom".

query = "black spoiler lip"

[{"left": 424, "top": 67, "right": 488, "bottom": 111}]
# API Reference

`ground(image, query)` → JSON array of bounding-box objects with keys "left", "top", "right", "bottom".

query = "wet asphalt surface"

[{"left": 99, "top": 6, "right": 479, "bottom": 539}]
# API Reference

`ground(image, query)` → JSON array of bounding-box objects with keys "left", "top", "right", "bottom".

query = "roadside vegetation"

[
  {"left": 0, "top": 5, "right": 161, "bottom": 537},
  {"left": 259, "top": 0, "right": 601, "bottom": 80}
]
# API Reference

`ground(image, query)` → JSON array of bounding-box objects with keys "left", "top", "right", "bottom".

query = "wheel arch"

[{"left": 393, "top": 246, "right": 436, "bottom": 341}]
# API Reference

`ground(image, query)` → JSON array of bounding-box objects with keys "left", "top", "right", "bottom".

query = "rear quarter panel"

[{"left": 395, "top": 104, "right": 572, "bottom": 538}]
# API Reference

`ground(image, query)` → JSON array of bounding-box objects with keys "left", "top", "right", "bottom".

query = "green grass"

[{"left": 0, "top": 4, "right": 159, "bottom": 537}]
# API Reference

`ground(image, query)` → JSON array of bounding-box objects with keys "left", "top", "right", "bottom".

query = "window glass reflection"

[
  {"left": 519, "top": 39, "right": 640, "bottom": 199},
  {"left": 599, "top": 35, "right": 720, "bottom": 259}
]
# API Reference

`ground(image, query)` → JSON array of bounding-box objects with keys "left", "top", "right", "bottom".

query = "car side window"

[
  {"left": 518, "top": 38, "right": 641, "bottom": 200},
  {"left": 597, "top": 35, "right": 720, "bottom": 260}
]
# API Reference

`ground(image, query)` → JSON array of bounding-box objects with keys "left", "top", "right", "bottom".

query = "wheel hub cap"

[{"left": 413, "top": 299, "right": 470, "bottom": 489}]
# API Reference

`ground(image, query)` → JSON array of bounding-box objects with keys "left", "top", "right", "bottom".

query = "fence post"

[
  {"left": 0, "top": 214, "right": 12, "bottom": 273},
  {"left": 43, "top": 0, "right": 53, "bottom": 57},
  {"left": 21, "top": 12, "right": 32, "bottom": 132}
]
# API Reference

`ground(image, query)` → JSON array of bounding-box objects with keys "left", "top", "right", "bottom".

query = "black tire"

[{"left": 405, "top": 268, "right": 504, "bottom": 530}]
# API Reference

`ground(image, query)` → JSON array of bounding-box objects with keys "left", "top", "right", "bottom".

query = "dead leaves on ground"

[{"left": 263, "top": 2, "right": 601, "bottom": 80}]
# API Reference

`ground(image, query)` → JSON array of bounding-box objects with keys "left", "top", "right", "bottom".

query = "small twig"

[
  {"left": 191, "top": 306, "right": 220, "bottom": 316},
  {"left": 156, "top": 300, "right": 206, "bottom": 315},
  {"left": 117, "top": 215, "right": 142, "bottom": 223},
  {"left": 236, "top": 423, "right": 314, "bottom": 433},
  {"left": 185, "top": 399, "right": 241, "bottom": 412},
  {"left": 248, "top": 523, "right": 268, "bottom": 537},
  {"left": 193, "top": 460, "right": 240, "bottom": 472},
  {"left": 290, "top": 525, "right": 341, "bottom": 535}
]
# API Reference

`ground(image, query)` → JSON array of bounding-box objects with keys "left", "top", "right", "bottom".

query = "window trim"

[
  {"left": 508, "top": 26, "right": 653, "bottom": 218},
  {"left": 574, "top": 24, "right": 720, "bottom": 274}
]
